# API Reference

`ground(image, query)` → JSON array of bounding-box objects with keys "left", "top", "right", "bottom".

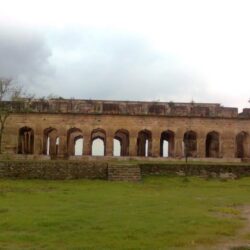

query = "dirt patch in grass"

[{"left": 199, "top": 206, "right": 250, "bottom": 250}]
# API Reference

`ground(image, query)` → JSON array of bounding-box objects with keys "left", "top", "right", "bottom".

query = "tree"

[
  {"left": 0, "top": 77, "right": 26, "bottom": 101},
  {"left": 0, "top": 105, "right": 9, "bottom": 154},
  {"left": 0, "top": 78, "right": 12, "bottom": 101},
  {"left": 0, "top": 77, "right": 26, "bottom": 153}
]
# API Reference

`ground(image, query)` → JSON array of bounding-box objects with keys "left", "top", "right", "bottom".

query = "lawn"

[{"left": 0, "top": 177, "right": 250, "bottom": 250}]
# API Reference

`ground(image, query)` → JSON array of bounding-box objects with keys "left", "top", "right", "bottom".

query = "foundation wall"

[
  {"left": 0, "top": 160, "right": 250, "bottom": 180},
  {"left": 0, "top": 161, "right": 108, "bottom": 180}
]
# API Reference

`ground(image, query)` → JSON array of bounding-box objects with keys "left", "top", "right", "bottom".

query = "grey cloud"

[
  {"left": 0, "top": 26, "right": 53, "bottom": 94},
  {"left": 0, "top": 26, "right": 207, "bottom": 101},
  {"left": 46, "top": 28, "right": 206, "bottom": 101}
]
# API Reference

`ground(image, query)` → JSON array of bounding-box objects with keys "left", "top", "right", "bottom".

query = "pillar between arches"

[
  {"left": 174, "top": 132, "right": 184, "bottom": 158},
  {"left": 83, "top": 133, "right": 91, "bottom": 156},
  {"left": 129, "top": 136, "right": 137, "bottom": 156},
  {"left": 152, "top": 132, "right": 161, "bottom": 157},
  {"left": 58, "top": 128, "right": 67, "bottom": 157},
  {"left": 197, "top": 133, "right": 206, "bottom": 158},
  {"left": 34, "top": 128, "right": 43, "bottom": 155},
  {"left": 221, "top": 131, "right": 235, "bottom": 158},
  {"left": 106, "top": 137, "right": 113, "bottom": 156}
]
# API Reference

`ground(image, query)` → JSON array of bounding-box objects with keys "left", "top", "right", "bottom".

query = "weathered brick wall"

[
  {"left": 0, "top": 99, "right": 239, "bottom": 118},
  {"left": 2, "top": 99, "right": 250, "bottom": 159},
  {"left": 4, "top": 113, "right": 250, "bottom": 158},
  {"left": 0, "top": 161, "right": 108, "bottom": 180},
  {"left": 1, "top": 160, "right": 250, "bottom": 180},
  {"left": 108, "top": 164, "right": 141, "bottom": 181},
  {"left": 140, "top": 163, "right": 250, "bottom": 177}
]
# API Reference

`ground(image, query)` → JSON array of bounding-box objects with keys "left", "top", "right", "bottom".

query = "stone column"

[
  {"left": 129, "top": 131, "right": 137, "bottom": 156},
  {"left": 174, "top": 130, "right": 184, "bottom": 158},
  {"left": 197, "top": 132, "right": 206, "bottom": 158},
  {"left": 221, "top": 131, "right": 235, "bottom": 158},
  {"left": 58, "top": 128, "right": 67, "bottom": 157},
  {"left": 34, "top": 127, "right": 43, "bottom": 155},
  {"left": 50, "top": 134, "right": 57, "bottom": 156},
  {"left": 105, "top": 134, "right": 113, "bottom": 156},
  {"left": 246, "top": 135, "right": 250, "bottom": 158},
  {"left": 67, "top": 134, "right": 74, "bottom": 156},
  {"left": 151, "top": 131, "right": 161, "bottom": 157},
  {"left": 83, "top": 133, "right": 92, "bottom": 156}
]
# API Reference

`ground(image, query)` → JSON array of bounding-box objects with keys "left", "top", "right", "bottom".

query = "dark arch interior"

[
  {"left": 206, "top": 131, "right": 219, "bottom": 158},
  {"left": 160, "top": 130, "right": 175, "bottom": 157},
  {"left": 236, "top": 131, "right": 249, "bottom": 158},
  {"left": 67, "top": 128, "right": 83, "bottom": 156},
  {"left": 183, "top": 131, "right": 197, "bottom": 157},
  {"left": 114, "top": 129, "right": 129, "bottom": 156},
  {"left": 18, "top": 127, "right": 34, "bottom": 154},
  {"left": 137, "top": 130, "right": 152, "bottom": 156},
  {"left": 43, "top": 127, "right": 58, "bottom": 156}
]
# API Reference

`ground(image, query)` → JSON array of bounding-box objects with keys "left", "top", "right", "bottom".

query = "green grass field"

[{"left": 0, "top": 177, "right": 250, "bottom": 250}]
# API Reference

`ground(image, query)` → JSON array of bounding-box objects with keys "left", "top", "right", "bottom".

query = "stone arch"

[
  {"left": 18, "top": 126, "right": 34, "bottom": 154},
  {"left": 114, "top": 129, "right": 129, "bottom": 156},
  {"left": 206, "top": 131, "right": 220, "bottom": 158},
  {"left": 183, "top": 130, "right": 197, "bottom": 157},
  {"left": 236, "top": 131, "right": 249, "bottom": 158},
  {"left": 43, "top": 127, "right": 59, "bottom": 156},
  {"left": 67, "top": 128, "right": 83, "bottom": 156},
  {"left": 137, "top": 129, "right": 152, "bottom": 156},
  {"left": 160, "top": 130, "right": 175, "bottom": 157},
  {"left": 91, "top": 128, "right": 106, "bottom": 156}
]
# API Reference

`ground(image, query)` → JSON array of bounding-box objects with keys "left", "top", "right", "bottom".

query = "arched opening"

[
  {"left": 46, "top": 137, "right": 50, "bottom": 155},
  {"left": 18, "top": 127, "right": 34, "bottom": 154},
  {"left": 206, "top": 131, "right": 220, "bottom": 158},
  {"left": 92, "top": 138, "right": 105, "bottom": 156},
  {"left": 160, "top": 130, "right": 175, "bottom": 157},
  {"left": 113, "top": 139, "right": 121, "bottom": 156},
  {"left": 67, "top": 128, "right": 83, "bottom": 156},
  {"left": 236, "top": 131, "right": 249, "bottom": 158},
  {"left": 183, "top": 130, "right": 197, "bottom": 157},
  {"left": 43, "top": 127, "right": 58, "bottom": 156},
  {"left": 74, "top": 137, "right": 83, "bottom": 156},
  {"left": 91, "top": 128, "right": 106, "bottom": 156},
  {"left": 114, "top": 129, "right": 129, "bottom": 156},
  {"left": 55, "top": 137, "right": 60, "bottom": 155},
  {"left": 137, "top": 129, "right": 152, "bottom": 157}
]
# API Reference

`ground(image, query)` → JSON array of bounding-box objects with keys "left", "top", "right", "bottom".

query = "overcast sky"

[{"left": 1, "top": 0, "right": 250, "bottom": 110}]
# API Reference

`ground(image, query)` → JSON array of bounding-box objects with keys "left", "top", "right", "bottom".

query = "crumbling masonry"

[{"left": 2, "top": 99, "right": 250, "bottom": 160}]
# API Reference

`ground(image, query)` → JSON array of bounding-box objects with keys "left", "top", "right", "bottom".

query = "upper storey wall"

[
  {"left": 0, "top": 99, "right": 240, "bottom": 118},
  {"left": 239, "top": 108, "right": 250, "bottom": 118}
]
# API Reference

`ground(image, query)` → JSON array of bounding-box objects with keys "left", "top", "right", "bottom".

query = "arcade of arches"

[
  {"left": 2, "top": 99, "right": 250, "bottom": 160},
  {"left": 15, "top": 126, "right": 250, "bottom": 159}
]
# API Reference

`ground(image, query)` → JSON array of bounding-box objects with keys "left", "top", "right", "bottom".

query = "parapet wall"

[
  {"left": 0, "top": 99, "right": 241, "bottom": 118},
  {"left": 239, "top": 108, "right": 250, "bottom": 118}
]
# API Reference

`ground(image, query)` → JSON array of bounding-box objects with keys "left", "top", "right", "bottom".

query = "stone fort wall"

[{"left": 2, "top": 99, "right": 250, "bottom": 159}]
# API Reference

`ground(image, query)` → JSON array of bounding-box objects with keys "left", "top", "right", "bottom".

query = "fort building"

[{"left": 2, "top": 98, "right": 250, "bottom": 160}]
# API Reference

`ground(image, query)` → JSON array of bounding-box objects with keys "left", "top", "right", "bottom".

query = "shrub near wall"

[{"left": 0, "top": 161, "right": 108, "bottom": 180}]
